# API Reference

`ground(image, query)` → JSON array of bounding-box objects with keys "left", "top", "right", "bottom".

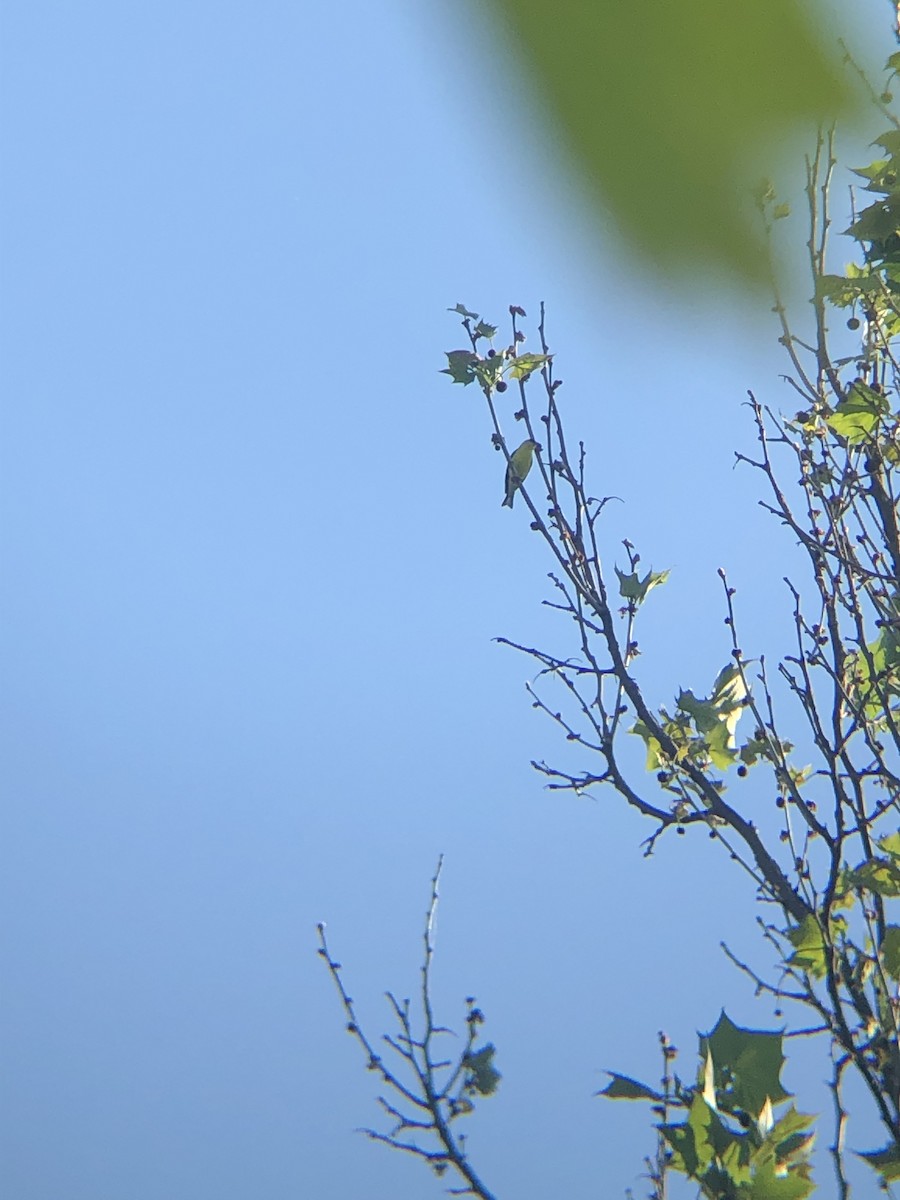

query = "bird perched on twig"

[{"left": 502, "top": 439, "right": 539, "bottom": 508}]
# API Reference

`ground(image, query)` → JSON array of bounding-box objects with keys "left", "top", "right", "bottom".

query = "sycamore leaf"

[
  {"left": 442, "top": 350, "right": 479, "bottom": 385},
  {"left": 599, "top": 1073, "right": 662, "bottom": 1101},
  {"left": 700, "top": 1012, "right": 790, "bottom": 1115},
  {"left": 743, "top": 1159, "right": 815, "bottom": 1199},
  {"left": 507, "top": 352, "right": 550, "bottom": 381},
  {"left": 845, "top": 195, "right": 900, "bottom": 244},
  {"left": 616, "top": 567, "right": 670, "bottom": 604},
  {"left": 859, "top": 1143, "right": 900, "bottom": 1182},
  {"left": 849, "top": 853, "right": 900, "bottom": 897},
  {"left": 826, "top": 382, "right": 889, "bottom": 443},
  {"left": 786, "top": 915, "right": 828, "bottom": 978},
  {"left": 631, "top": 719, "right": 664, "bottom": 771},
  {"left": 881, "top": 925, "right": 900, "bottom": 980},
  {"left": 704, "top": 722, "right": 738, "bottom": 770},
  {"left": 463, "top": 1043, "right": 501, "bottom": 1095},
  {"left": 815, "top": 272, "right": 881, "bottom": 306}
]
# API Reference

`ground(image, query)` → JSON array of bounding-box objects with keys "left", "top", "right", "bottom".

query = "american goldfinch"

[{"left": 502, "top": 438, "right": 539, "bottom": 508}]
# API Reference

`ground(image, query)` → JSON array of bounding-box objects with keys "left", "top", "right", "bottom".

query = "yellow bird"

[{"left": 502, "top": 439, "right": 539, "bottom": 508}]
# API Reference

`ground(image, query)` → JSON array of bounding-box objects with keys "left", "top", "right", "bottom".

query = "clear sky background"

[{"left": 1, "top": 4, "right": 896, "bottom": 1199}]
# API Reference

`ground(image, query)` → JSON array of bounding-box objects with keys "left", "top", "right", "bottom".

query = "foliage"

[
  {"left": 602, "top": 1016, "right": 816, "bottom": 1199},
  {"left": 473, "top": 0, "right": 872, "bottom": 288},
  {"left": 320, "top": 52, "right": 900, "bottom": 1200},
  {"left": 317, "top": 859, "right": 500, "bottom": 1199}
]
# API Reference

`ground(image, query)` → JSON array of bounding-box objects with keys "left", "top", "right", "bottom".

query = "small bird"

[{"left": 502, "top": 438, "right": 539, "bottom": 508}]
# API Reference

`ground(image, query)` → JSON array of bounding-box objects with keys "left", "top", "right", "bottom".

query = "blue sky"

[{"left": 1, "top": 3, "right": 895, "bottom": 1198}]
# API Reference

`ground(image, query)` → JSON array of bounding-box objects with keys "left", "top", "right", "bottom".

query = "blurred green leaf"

[
  {"left": 482, "top": 0, "right": 866, "bottom": 287},
  {"left": 786, "top": 915, "right": 828, "bottom": 978},
  {"left": 826, "top": 382, "right": 889, "bottom": 442}
]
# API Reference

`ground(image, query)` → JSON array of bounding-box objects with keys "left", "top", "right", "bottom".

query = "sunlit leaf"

[
  {"left": 507, "top": 352, "right": 550, "bottom": 381},
  {"left": 786, "top": 915, "right": 828, "bottom": 978},
  {"left": 825, "top": 382, "right": 889, "bottom": 442}
]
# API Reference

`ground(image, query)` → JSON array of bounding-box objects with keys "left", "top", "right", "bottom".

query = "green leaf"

[
  {"left": 473, "top": 321, "right": 497, "bottom": 341},
  {"left": 744, "top": 1157, "right": 815, "bottom": 1199},
  {"left": 599, "top": 1072, "right": 662, "bottom": 1101},
  {"left": 448, "top": 303, "right": 479, "bottom": 320},
  {"left": 472, "top": 355, "right": 508, "bottom": 390},
  {"left": 700, "top": 1011, "right": 791, "bottom": 1115},
  {"left": 507, "top": 352, "right": 550, "bottom": 381},
  {"left": 441, "top": 349, "right": 479, "bottom": 386},
  {"left": 851, "top": 156, "right": 900, "bottom": 195},
  {"left": 845, "top": 195, "right": 900, "bottom": 244},
  {"left": 881, "top": 925, "right": 900, "bottom": 980},
  {"left": 662, "top": 1094, "right": 712, "bottom": 1177},
  {"left": 816, "top": 272, "right": 880, "bottom": 307},
  {"left": 825, "top": 382, "right": 889, "bottom": 443},
  {"left": 859, "top": 1142, "right": 900, "bottom": 1183},
  {"left": 875, "top": 129, "right": 900, "bottom": 157},
  {"left": 482, "top": 0, "right": 865, "bottom": 288},
  {"left": 630, "top": 719, "right": 664, "bottom": 771},
  {"left": 616, "top": 566, "right": 670, "bottom": 604},
  {"left": 463, "top": 1043, "right": 501, "bottom": 1095},
  {"left": 786, "top": 915, "right": 827, "bottom": 978},
  {"left": 849, "top": 853, "right": 900, "bottom": 898}
]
